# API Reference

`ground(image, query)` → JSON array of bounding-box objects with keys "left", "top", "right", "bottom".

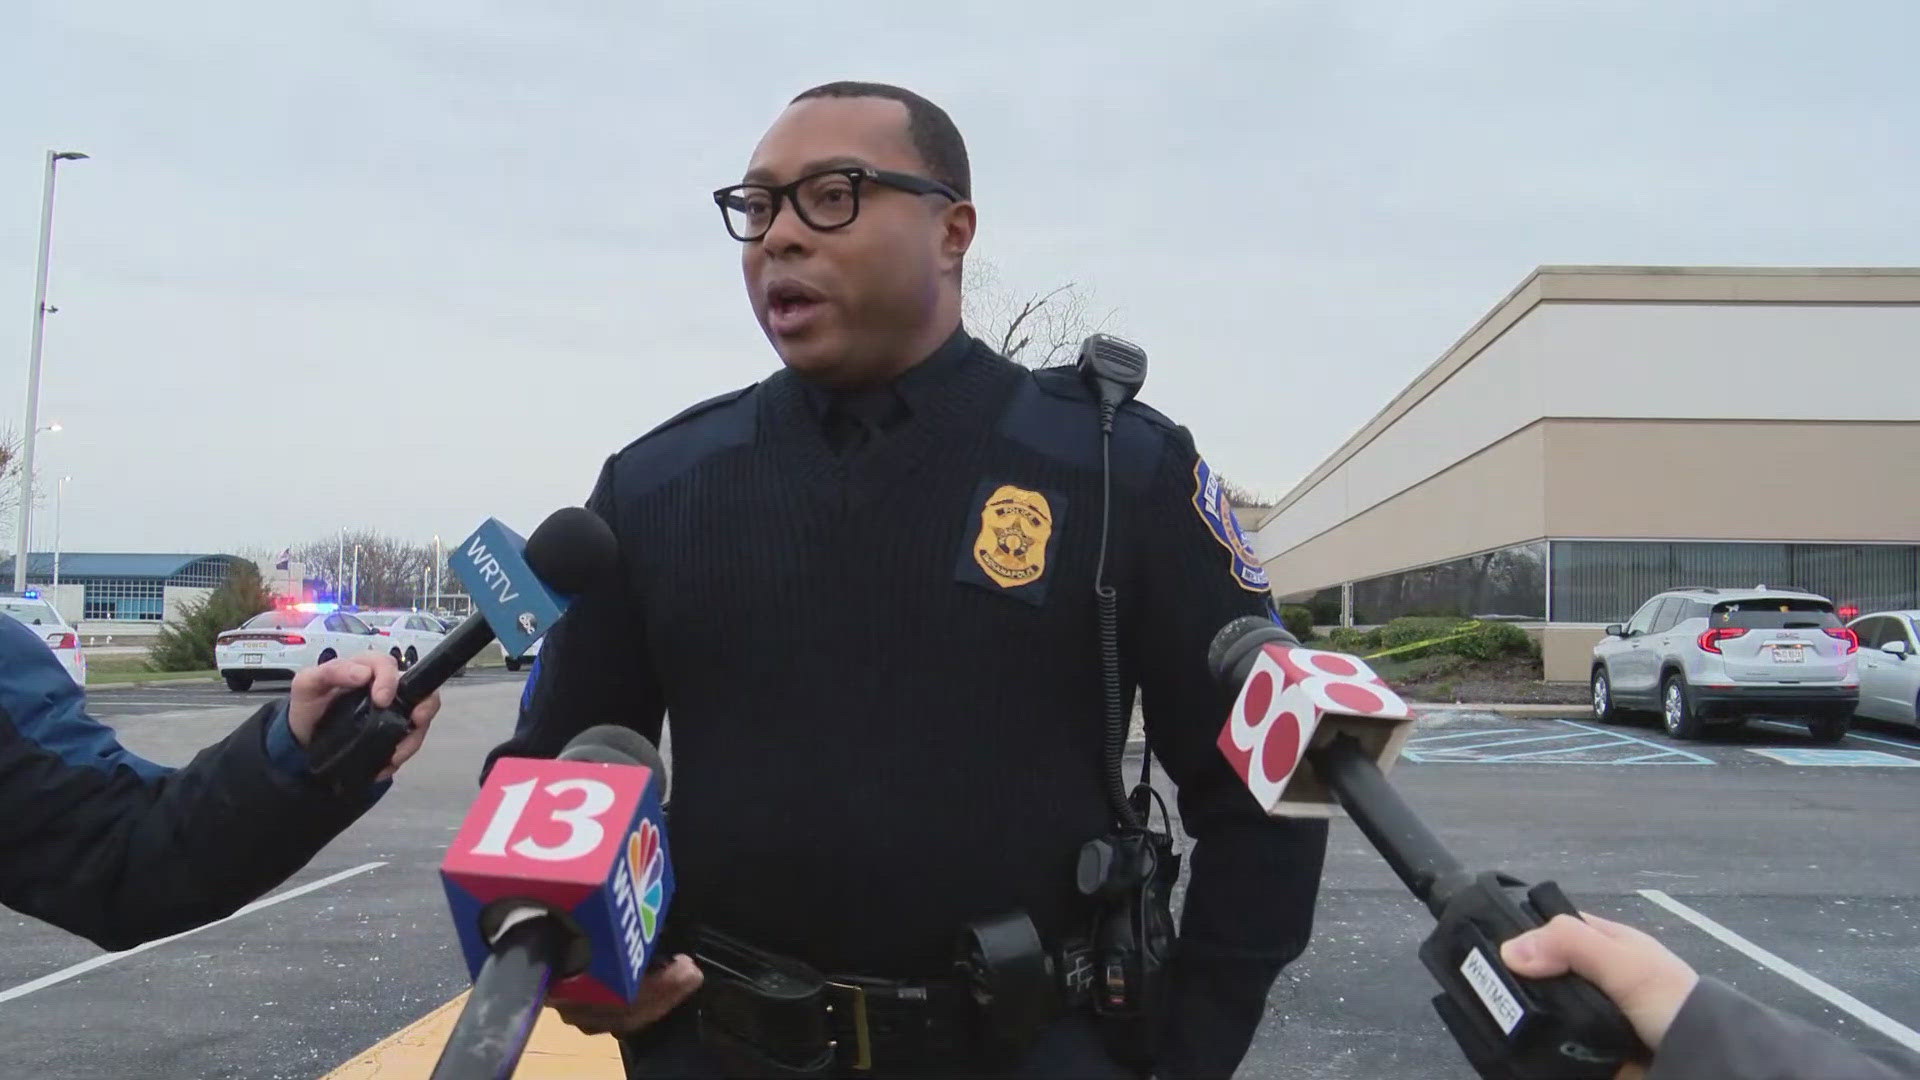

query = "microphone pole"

[
  {"left": 1309, "top": 734, "right": 1472, "bottom": 918},
  {"left": 430, "top": 913, "right": 573, "bottom": 1080}
]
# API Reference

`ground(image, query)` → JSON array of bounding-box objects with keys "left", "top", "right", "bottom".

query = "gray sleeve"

[{"left": 1647, "top": 978, "right": 1920, "bottom": 1080}]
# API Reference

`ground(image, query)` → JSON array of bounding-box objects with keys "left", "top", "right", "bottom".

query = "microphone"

[
  {"left": 1209, "top": 615, "right": 1418, "bottom": 820},
  {"left": 303, "top": 507, "right": 618, "bottom": 795},
  {"left": 1208, "top": 618, "right": 1645, "bottom": 1079},
  {"left": 433, "top": 725, "right": 674, "bottom": 1080}
]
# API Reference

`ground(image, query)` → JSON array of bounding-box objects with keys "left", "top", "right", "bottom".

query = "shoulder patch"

[{"left": 1192, "top": 458, "right": 1270, "bottom": 593}]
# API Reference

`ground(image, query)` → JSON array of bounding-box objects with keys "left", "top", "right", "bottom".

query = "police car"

[
  {"left": 213, "top": 603, "right": 385, "bottom": 691},
  {"left": 356, "top": 610, "right": 448, "bottom": 670},
  {"left": 0, "top": 591, "right": 86, "bottom": 686}
]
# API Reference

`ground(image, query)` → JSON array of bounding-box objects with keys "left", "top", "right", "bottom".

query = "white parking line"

[
  {"left": 1407, "top": 728, "right": 1528, "bottom": 744},
  {"left": 1843, "top": 730, "right": 1920, "bottom": 752},
  {"left": 1554, "top": 719, "right": 1717, "bottom": 764},
  {"left": 1481, "top": 738, "right": 1639, "bottom": 762},
  {"left": 0, "top": 861, "right": 385, "bottom": 1006},
  {"left": 1638, "top": 890, "right": 1920, "bottom": 1054},
  {"left": 1427, "top": 731, "right": 1590, "bottom": 752},
  {"left": 1749, "top": 719, "right": 1920, "bottom": 755}
]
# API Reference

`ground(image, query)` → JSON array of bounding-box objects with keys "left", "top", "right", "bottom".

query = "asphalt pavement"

[{"left": 2, "top": 680, "right": 1916, "bottom": 1078}]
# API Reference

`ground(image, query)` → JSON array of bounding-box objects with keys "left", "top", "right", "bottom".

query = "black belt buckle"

[{"left": 824, "top": 980, "right": 874, "bottom": 1071}]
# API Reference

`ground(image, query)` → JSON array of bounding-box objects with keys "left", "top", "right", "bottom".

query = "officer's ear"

[{"left": 937, "top": 200, "right": 976, "bottom": 273}]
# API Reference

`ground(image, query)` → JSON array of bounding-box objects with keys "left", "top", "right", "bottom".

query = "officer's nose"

[{"left": 759, "top": 197, "right": 815, "bottom": 261}]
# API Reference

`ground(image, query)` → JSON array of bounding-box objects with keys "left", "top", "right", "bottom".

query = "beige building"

[{"left": 1252, "top": 266, "right": 1920, "bottom": 682}]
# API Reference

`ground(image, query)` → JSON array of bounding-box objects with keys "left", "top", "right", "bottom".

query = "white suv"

[{"left": 1591, "top": 587, "right": 1859, "bottom": 742}]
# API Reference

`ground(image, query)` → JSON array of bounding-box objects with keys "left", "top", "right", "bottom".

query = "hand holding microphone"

[
  {"left": 433, "top": 725, "right": 678, "bottom": 1078},
  {"left": 1208, "top": 617, "right": 1648, "bottom": 1080},
  {"left": 287, "top": 653, "right": 438, "bottom": 782},
  {"left": 302, "top": 507, "right": 618, "bottom": 795}
]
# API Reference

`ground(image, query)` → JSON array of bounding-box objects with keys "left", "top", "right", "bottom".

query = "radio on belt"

[{"left": 1210, "top": 617, "right": 1648, "bottom": 1080}]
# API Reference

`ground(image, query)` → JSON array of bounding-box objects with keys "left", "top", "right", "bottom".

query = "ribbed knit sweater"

[{"left": 493, "top": 329, "right": 1327, "bottom": 1076}]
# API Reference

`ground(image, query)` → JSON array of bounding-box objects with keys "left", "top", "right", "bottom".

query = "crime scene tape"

[{"left": 1362, "top": 621, "right": 1485, "bottom": 661}]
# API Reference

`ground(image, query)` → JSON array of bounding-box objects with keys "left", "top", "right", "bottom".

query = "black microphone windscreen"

[
  {"left": 557, "top": 725, "right": 667, "bottom": 795},
  {"left": 524, "top": 507, "right": 619, "bottom": 595},
  {"left": 1208, "top": 616, "right": 1300, "bottom": 687}
]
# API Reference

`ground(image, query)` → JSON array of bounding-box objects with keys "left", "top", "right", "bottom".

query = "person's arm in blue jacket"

[{"left": 0, "top": 616, "right": 438, "bottom": 951}]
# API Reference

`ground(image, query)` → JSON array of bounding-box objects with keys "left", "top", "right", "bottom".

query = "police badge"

[{"left": 955, "top": 480, "right": 1066, "bottom": 606}]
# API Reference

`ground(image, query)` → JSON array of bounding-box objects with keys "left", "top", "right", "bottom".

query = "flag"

[{"left": 275, "top": 548, "right": 291, "bottom": 571}]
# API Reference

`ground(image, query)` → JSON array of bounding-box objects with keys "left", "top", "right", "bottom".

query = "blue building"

[{"left": 0, "top": 552, "right": 247, "bottom": 634}]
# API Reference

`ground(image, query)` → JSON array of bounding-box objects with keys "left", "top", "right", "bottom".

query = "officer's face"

[{"left": 740, "top": 96, "right": 974, "bottom": 385}]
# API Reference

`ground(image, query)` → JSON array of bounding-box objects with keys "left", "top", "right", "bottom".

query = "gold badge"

[{"left": 973, "top": 485, "right": 1054, "bottom": 588}]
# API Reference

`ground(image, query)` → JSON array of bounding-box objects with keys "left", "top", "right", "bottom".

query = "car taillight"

[
  {"left": 46, "top": 632, "right": 76, "bottom": 650},
  {"left": 1697, "top": 627, "right": 1748, "bottom": 653},
  {"left": 279, "top": 634, "right": 307, "bottom": 645},
  {"left": 376, "top": 628, "right": 391, "bottom": 635},
  {"left": 1824, "top": 627, "right": 1859, "bottom": 654}
]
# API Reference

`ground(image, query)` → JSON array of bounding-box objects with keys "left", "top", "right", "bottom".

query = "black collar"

[{"left": 797, "top": 325, "right": 975, "bottom": 430}]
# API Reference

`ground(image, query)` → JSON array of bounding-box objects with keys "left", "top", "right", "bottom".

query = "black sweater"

[{"left": 494, "top": 330, "right": 1327, "bottom": 1077}]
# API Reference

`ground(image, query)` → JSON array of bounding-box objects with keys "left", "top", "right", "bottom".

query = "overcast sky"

[{"left": 5, "top": 0, "right": 1917, "bottom": 556}]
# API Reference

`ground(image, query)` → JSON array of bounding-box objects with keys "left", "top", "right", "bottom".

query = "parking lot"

[{"left": 1, "top": 679, "right": 1915, "bottom": 1078}]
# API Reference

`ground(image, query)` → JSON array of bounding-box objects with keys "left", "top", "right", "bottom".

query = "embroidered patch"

[
  {"left": 1193, "top": 459, "right": 1270, "bottom": 593},
  {"left": 956, "top": 481, "right": 1064, "bottom": 605}
]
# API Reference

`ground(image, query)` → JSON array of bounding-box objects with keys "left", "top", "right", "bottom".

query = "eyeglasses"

[{"left": 712, "top": 166, "right": 962, "bottom": 242}]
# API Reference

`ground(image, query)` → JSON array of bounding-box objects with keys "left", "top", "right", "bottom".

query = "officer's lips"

[{"left": 765, "top": 280, "right": 828, "bottom": 337}]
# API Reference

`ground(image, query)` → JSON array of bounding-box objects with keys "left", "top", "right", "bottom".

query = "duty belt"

[{"left": 683, "top": 923, "right": 1095, "bottom": 1077}]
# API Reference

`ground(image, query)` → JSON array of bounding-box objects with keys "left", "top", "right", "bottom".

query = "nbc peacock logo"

[{"left": 625, "top": 820, "right": 665, "bottom": 945}]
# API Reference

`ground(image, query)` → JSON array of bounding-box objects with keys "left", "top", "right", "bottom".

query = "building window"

[
  {"left": 1548, "top": 541, "right": 1920, "bottom": 624},
  {"left": 166, "top": 558, "right": 234, "bottom": 590},
  {"left": 1351, "top": 541, "right": 1547, "bottom": 624},
  {"left": 78, "top": 579, "right": 166, "bottom": 621}
]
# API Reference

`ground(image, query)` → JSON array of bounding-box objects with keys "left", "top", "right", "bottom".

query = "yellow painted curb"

[{"left": 322, "top": 992, "right": 623, "bottom": 1079}]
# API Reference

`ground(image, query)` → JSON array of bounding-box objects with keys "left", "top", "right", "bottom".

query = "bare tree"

[
  {"left": 291, "top": 530, "right": 438, "bottom": 609},
  {"left": 0, "top": 426, "right": 41, "bottom": 549},
  {"left": 1221, "top": 480, "right": 1283, "bottom": 511},
  {"left": 964, "top": 259, "right": 1118, "bottom": 369}
]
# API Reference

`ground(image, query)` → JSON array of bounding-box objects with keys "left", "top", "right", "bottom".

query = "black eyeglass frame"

[{"left": 711, "top": 166, "right": 963, "bottom": 241}]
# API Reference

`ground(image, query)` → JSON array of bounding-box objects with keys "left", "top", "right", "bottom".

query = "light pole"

[
  {"left": 337, "top": 528, "right": 345, "bottom": 604},
  {"left": 351, "top": 544, "right": 363, "bottom": 607},
  {"left": 53, "top": 475, "right": 70, "bottom": 590},
  {"left": 13, "top": 150, "right": 87, "bottom": 594},
  {"left": 432, "top": 534, "right": 442, "bottom": 612}
]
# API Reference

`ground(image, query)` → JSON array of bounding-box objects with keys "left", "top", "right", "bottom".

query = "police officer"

[
  {"left": 496, "top": 81, "right": 1325, "bottom": 1079},
  {"left": 0, "top": 614, "right": 437, "bottom": 950}
]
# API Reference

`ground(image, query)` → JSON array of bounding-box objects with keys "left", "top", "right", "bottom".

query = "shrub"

[
  {"left": 1276, "top": 605, "right": 1316, "bottom": 642},
  {"left": 1377, "top": 617, "right": 1468, "bottom": 649},
  {"left": 147, "top": 561, "right": 275, "bottom": 672},
  {"left": 1451, "top": 620, "right": 1535, "bottom": 661},
  {"left": 1327, "top": 626, "right": 1382, "bottom": 654}
]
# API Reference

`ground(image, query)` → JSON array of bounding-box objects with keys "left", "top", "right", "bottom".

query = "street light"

[
  {"left": 53, "top": 476, "right": 71, "bottom": 589},
  {"left": 37, "top": 422, "right": 61, "bottom": 435},
  {"left": 351, "top": 544, "right": 363, "bottom": 607},
  {"left": 13, "top": 150, "right": 87, "bottom": 593},
  {"left": 432, "top": 534, "right": 442, "bottom": 612}
]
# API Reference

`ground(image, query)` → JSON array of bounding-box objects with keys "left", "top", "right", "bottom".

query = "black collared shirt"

[{"left": 797, "top": 325, "right": 976, "bottom": 457}]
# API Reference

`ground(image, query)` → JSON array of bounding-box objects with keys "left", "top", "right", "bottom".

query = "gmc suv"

[{"left": 1590, "top": 587, "right": 1859, "bottom": 742}]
